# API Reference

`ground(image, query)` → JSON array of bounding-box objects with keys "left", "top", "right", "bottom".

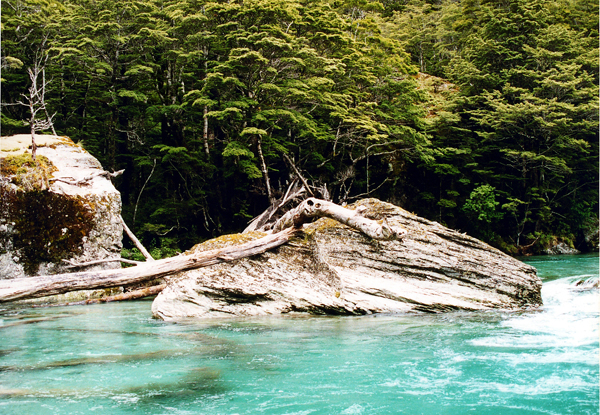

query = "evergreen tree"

[
  {"left": 419, "top": 0, "right": 598, "bottom": 251},
  {"left": 2, "top": 0, "right": 597, "bottom": 254}
]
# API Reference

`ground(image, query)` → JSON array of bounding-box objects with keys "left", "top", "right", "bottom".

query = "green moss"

[
  {"left": 0, "top": 186, "right": 95, "bottom": 275},
  {"left": 302, "top": 217, "right": 340, "bottom": 239},
  {"left": 187, "top": 231, "right": 267, "bottom": 254},
  {"left": 0, "top": 153, "right": 57, "bottom": 190}
]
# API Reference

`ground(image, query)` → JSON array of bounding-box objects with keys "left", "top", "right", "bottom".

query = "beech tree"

[
  {"left": 399, "top": 0, "right": 599, "bottom": 250},
  {"left": 1, "top": 0, "right": 597, "bottom": 255}
]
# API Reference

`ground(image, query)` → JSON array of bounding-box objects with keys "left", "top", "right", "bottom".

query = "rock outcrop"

[
  {"left": 0, "top": 134, "right": 122, "bottom": 280},
  {"left": 152, "top": 198, "right": 542, "bottom": 319},
  {"left": 545, "top": 242, "right": 581, "bottom": 255}
]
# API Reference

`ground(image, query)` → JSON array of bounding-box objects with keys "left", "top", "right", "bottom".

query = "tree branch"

[
  {"left": 282, "top": 153, "right": 315, "bottom": 197},
  {"left": 62, "top": 258, "right": 143, "bottom": 268},
  {"left": 49, "top": 169, "right": 124, "bottom": 186},
  {"left": 119, "top": 216, "right": 154, "bottom": 262}
]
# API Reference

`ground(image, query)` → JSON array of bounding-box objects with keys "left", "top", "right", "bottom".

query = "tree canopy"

[{"left": 2, "top": 0, "right": 598, "bottom": 255}]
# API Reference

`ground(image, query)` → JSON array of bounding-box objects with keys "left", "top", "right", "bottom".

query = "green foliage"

[
  {"left": 463, "top": 184, "right": 503, "bottom": 223},
  {"left": 2, "top": 0, "right": 597, "bottom": 255},
  {"left": 395, "top": 0, "right": 598, "bottom": 251}
]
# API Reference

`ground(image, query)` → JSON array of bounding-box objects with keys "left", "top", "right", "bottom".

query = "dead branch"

[
  {"left": 282, "top": 153, "right": 315, "bottom": 197},
  {"left": 49, "top": 169, "right": 124, "bottom": 186},
  {"left": 346, "top": 178, "right": 391, "bottom": 201},
  {"left": 133, "top": 159, "right": 156, "bottom": 226},
  {"left": 62, "top": 258, "right": 143, "bottom": 268},
  {"left": 244, "top": 179, "right": 305, "bottom": 233},
  {"left": 119, "top": 215, "right": 154, "bottom": 261}
]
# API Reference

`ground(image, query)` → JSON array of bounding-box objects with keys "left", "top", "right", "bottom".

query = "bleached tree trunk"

[
  {"left": 272, "top": 198, "right": 406, "bottom": 240},
  {"left": 256, "top": 135, "right": 275, "bottom": 204},
  {"left": 0, "top": 199, "right": 406, "bottom": 303},
  {"left": 0, "top": 228, "right": 296, "bottom": 303}
]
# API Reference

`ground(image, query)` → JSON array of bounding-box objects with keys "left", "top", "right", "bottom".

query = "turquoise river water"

[{"left": 0, "top": 253, "right": 598, "bottom": 414}]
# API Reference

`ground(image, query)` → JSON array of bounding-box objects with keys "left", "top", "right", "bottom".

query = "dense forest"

[{"left": 2, "top": 0, "right": 598, "bottom": 256}]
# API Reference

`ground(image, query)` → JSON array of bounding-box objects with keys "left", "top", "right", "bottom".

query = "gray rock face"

[
  {"left": 545, "top": 242, "right": 581, "bottom": 255},
  {"left": 152, "top": 199, "right": 542, "bottom": 320},
  {"left": 584, "top": 221, "right": 599, "bottom": 251},
  {"left": 0, "top": 135, "right": 122, "bottom": 279}
]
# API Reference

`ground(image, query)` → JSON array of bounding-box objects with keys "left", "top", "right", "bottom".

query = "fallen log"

[
  {"left": 62, "top": 284, "right": 167, "bottom": 306},
  {"left": 0, "top": 198, "right": 399, "bottom": 303},
  {"left": 29, "top": 284, "right": 167, "bottom": 308},
  {"left": 0, "top": 227, "right": 296, "bottom": 303},
  {"left": 272, "top": 198, "right": 406, "bottom": 240}
]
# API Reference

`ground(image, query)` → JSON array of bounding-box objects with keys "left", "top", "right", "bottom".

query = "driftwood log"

[
  {"left": 0, "top": 199, "right": 401, "bottom": 303},
  {"left": 48, "top": 169, "right": 125, "bottom": 186},
  {"left": 272, "top": 198, "right": 406, "bottom": 240}
]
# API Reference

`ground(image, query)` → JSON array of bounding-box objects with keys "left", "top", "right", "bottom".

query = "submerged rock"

[
  {"left": 152, "top": 199, "right": 542, "bottom": 319},
  {"left": 573, "top": 276, "right": 599, "bottom": 291},
  {"left": 0, "top": 134, "right": 122, "bottom": 280}
]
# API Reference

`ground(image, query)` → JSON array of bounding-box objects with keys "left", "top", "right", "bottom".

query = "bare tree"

[{"left": 17, "top": 41, "right": 56, "bottom": 161}]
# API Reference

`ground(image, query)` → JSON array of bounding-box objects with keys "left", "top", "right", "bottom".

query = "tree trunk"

[
  {"left": 0, "top": 199, "right": 405, "bottom": 303},
  {"left": 203, "top": 105, "right": 210, "bottom": 156},
  {"left": 30, "top": 124, "right": 37, "bottom": 161},
  {"left": 256, "top": 136, "right": 274, "bottom": 204}
]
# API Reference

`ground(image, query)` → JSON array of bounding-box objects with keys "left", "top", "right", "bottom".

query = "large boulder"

[
  {"left": 0, "top": 134, "right": 122, "bottom": 280},
  {"left": 152, "top": 198, "right": 542, "bottom": 319}
]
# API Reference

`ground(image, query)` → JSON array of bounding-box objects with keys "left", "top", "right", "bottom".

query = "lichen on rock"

[{"left": 152, "top": 198, "right": 542, "bottom": 320}]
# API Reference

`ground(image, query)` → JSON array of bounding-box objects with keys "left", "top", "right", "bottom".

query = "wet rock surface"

[{"left": 153, "top": 199, "right": 542, "bottom": 319}]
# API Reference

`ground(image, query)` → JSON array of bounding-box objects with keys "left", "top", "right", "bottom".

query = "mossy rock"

[
  {"left": 187, "top": 231, "right": 268, "bottom": 254},
  {"left": 0, "top": 153, "right": 57, "bottom": 191},
  {"left": 1, "top": 134, "right": 123, "bottom": 279},
  {"left": 0, "top": 186, "right": 95, "bottom": 275}
]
